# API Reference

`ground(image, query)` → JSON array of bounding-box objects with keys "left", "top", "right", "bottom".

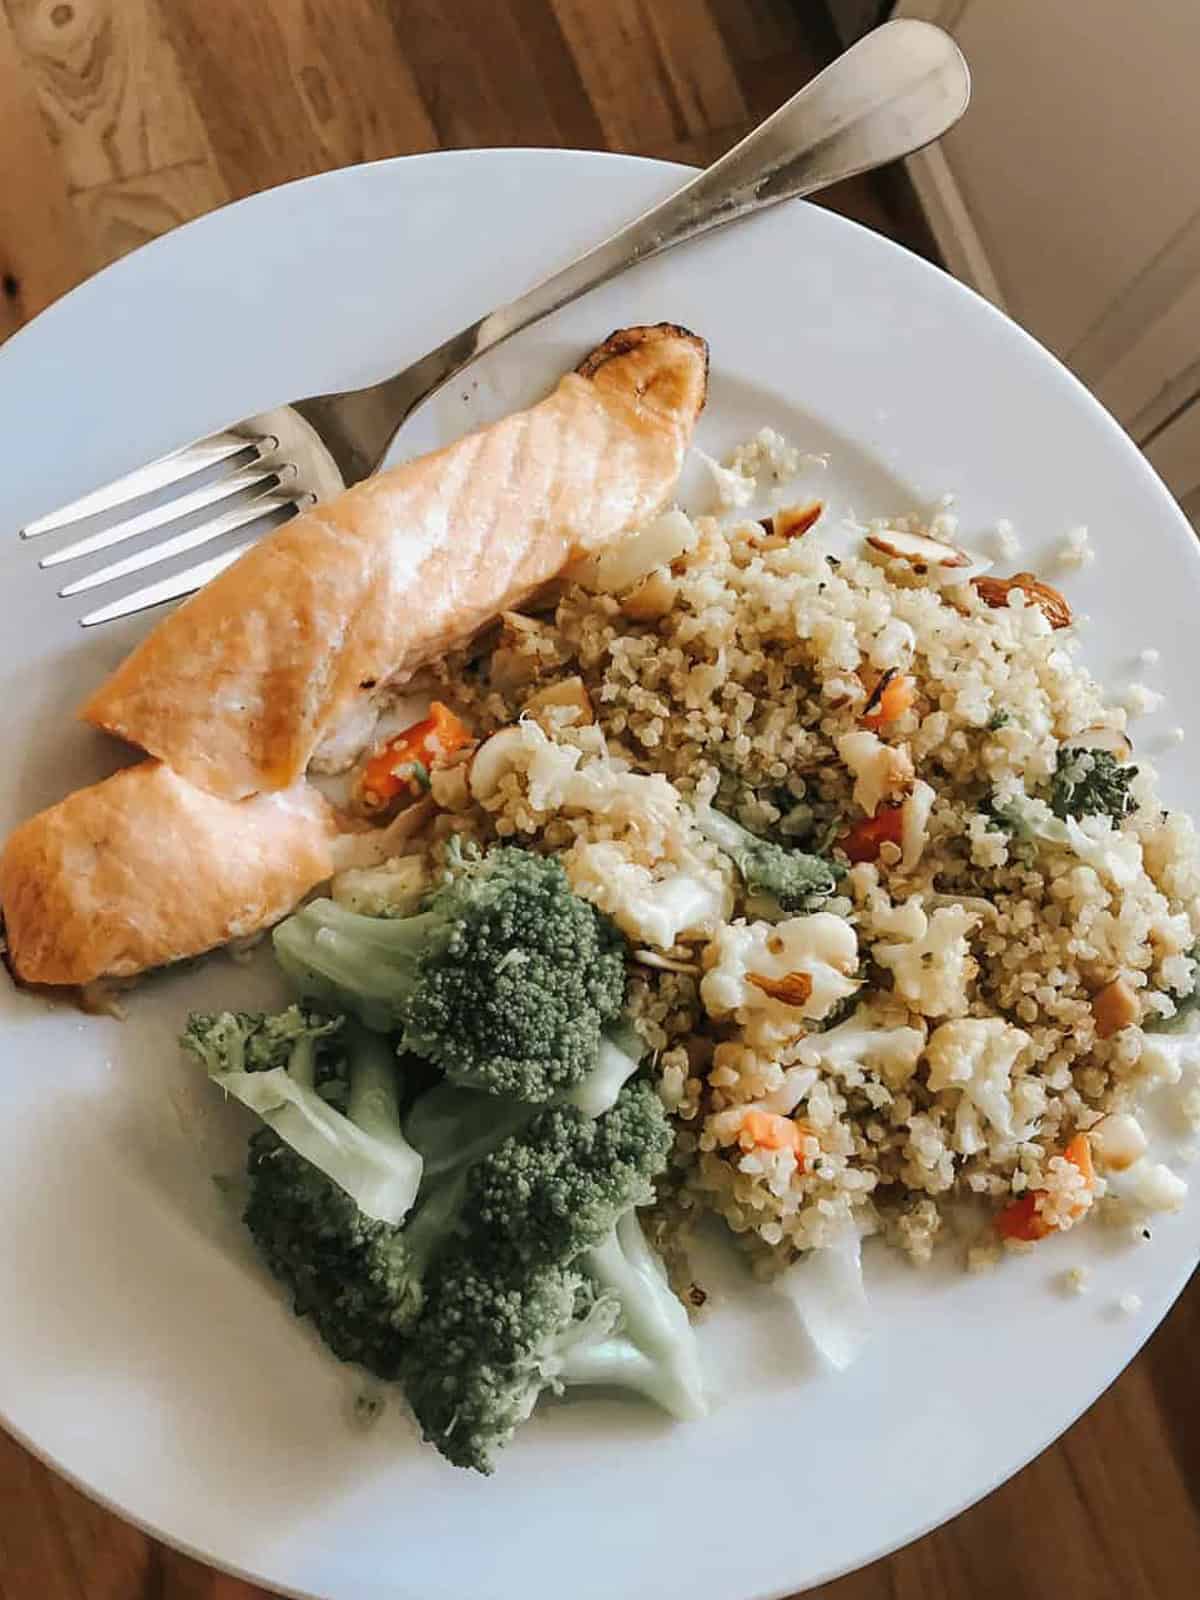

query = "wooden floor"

[{"left": 0, "top": 2, "right": 1195, "bottom": 1597}]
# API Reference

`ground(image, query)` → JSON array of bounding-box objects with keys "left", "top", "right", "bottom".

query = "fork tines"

[{"left": 21, "top": 431, "right": 312, "bottom": 626}]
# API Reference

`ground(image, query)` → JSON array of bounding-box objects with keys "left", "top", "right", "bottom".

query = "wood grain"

[
  {"left": 0, "top": 3, "right": 88, "bottom": 340},
  {"left": 0, "top": 3, "right": 1194, "bottom": 1598},
  {"left": 7, "top": 0, "right": 211, "bottom": 188}
]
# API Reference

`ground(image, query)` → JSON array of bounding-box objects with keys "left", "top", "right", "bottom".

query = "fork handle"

[{"left": 345, "top": 19, "right": 969, "bottom": 474}]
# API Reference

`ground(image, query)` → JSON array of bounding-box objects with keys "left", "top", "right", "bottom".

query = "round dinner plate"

[{"left": 0, "top": 150, "right": 1197, "bottom": 1600}]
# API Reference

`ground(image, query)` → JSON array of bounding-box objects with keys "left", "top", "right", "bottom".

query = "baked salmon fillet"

[
  {"left": 0, "top": 764, "right": 335, "bottom": 987},
  {"left": 81, "top": 324, "right": 709, "bottom": 800}
]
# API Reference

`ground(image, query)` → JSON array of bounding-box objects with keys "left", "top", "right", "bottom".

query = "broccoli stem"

[
  {"left": 404, "top": 1082, "right": 539, "bottom": 1178},
  {"left": 273, "top": 901, "right": 436, "bottom": 1032},
  {"left": 570, "top": 1210, "right": 707, "bottom": 1421},
  {"left": 288, "top": 1034, "right": 319, "bottom": 1091},
  {"left": 562, "top": 1024, "right": 645, "bottom": 1119},
  {"left": 693, "top": 800, "right": 841, "bottom": 913},
  {"left": 343, "top": 1023, "right": 412, "bottom": 1152}
]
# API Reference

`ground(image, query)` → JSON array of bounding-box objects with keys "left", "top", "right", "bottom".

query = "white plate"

[{"left": 1, "top": 150, "right": 1198, "bottom": 1600}]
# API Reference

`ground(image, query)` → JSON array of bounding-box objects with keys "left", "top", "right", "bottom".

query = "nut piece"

[
  {"left": 1088, "top": 1111, "right": 1147, "bottom": 1172},
  {"left": 974, "top": 572, "right": 1072, "bottom": 629},
  {"left": 758, "top": 501, "right": 823, "bottom": 544},
  {"left": 866, "top": 526, "right": 971, "bottom": 569},
  {"left": 748, "top": 970, "right": 814, "bottom": 1007},
  {"left": 522, "top": 675, "right": 594, "bottom": 730},
  {"left": 1064, "top": 724, "right": 1133, "bottom": 762},
  {"left": 632, "top": 948, "right": 701, "bottom": 975},
  {"left": 621, "top": 567, "right": 677, "bottom": 621},
  {"left": 1092, "top": 977, "right": 1139, "bottom": 1038}
]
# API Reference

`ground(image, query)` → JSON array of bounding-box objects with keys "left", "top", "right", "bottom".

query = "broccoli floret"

[
  {"left": 405, "top": 1208, "right": 706, "bottom": 1474},
  {"left": 1049, "top": 747, "right": 1138, "bottom": 824},
  {"left": 273, "top": 845, "right": 626, "bottom": 1101},
  {"left": 403, "top": 1257, "right": 591, "bottom": 1472},
  {"left": 182, "top": 1005, "right": 342, "bottom": 1073},
  {"left": 184, "top": 1008, "right": 422, "bottom": 1225},
  {"left": 465, "top": 1081, "right": 672, "bottom": 1268},
  {"left": 217, "top": 1016, "right": 652, "bottom": 1386},
  {"left": 401, "top": 1023, "right": 646, "bottom": 1181},
  {"left": 243, "top": 1132, "right": 417, "bottom": 1376},
  {"left": 404, "top": 1080, "right": 702, "bottom": 1472},
  {"left": 241, "top": 1116, "right": 473, "bottom": 1378},
  {"left": 694, "top": 802, "right": 843, "bottom": 912}
]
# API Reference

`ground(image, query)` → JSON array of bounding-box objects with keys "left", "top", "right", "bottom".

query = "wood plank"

[
  {"left": 0, "top": 2, "right": 90, "bottom": 338},
  {"left": 159, "top": 0, "right": 436, "bottom": 200},
  {"left": 4, "top": 0, "right": 211, "bottom": 191},
  {"left": 72, "top": 157, "right": 228, "bottom": 270},
  {"left": 550, "top": 0, "right": 743, "bottom": 155},
  {"left": 498, "top": 0, "right": 607, "bottom": 151},
  {"left": 362, "top": 0, "right": 602, "bottom": 154},
  {"left": 706, "top": 0, "right": 807, "bottom": 63}
]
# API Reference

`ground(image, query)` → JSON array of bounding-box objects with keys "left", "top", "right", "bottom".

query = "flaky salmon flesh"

[{"left": 80, "top": 324, "right": 709, "bottom": 800}]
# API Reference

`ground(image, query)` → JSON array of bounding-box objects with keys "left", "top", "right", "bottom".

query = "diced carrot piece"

[
  {"left": 1063, "top": 1131, "right": 1095, "bottom": 1190},
  {"left": 839, "top": 804, "right": 904, "bottom": 864},
  {"left": 995, "top": 1192, "right": 1053, "bottom": 1242},
  {"left": 995, "top": 1133, "right": 1094, "bottom": 1242},
  {"left": 738, "top": 1109, "right": 815, "bottom": 1165},
  {"left": 862, "top": 672, "right": 916, "bottom": 730},
  {"left": 358, "top": 702, "right": 472, "bottom": 810}
]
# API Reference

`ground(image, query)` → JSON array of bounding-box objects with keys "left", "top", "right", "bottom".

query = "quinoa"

[{"left": 400, "top": 444, "right": 1199, "bottom": 1281}]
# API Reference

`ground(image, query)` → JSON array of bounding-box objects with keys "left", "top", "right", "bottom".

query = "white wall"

[{"left": 896, "top": 0, "right": 1200, "bottom": 510}]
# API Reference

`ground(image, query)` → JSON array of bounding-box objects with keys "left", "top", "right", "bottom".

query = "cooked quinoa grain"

[{"left": 397, "top": 447, "right": 1199, "bottom": 1284}]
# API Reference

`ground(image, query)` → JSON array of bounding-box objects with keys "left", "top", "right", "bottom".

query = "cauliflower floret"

[
  {"left": 565, "top": 839, "right": 728, "bottom": 949},
  {"left": 989, "top": 786, "right": 1145, "bottom": 890},
  {"left": 803, "top": 1007, "right": 926, "bottom": 1089},
  {"left": 467, "top": 720, "right": 735, "bottom": 948},
  {"left": 1061, "top": 816, "right": 1144, "bottom": 889},
  {"left": 470, "top": 719, "right": 700, "bottom": 858},
  {"left": 874, "top": 901, "right": 977, "bottom": 1018},
  {"left": 924, "top": 1017, "right": 1033, "bottom": 1153},
  {"left": 469, "top": 721, "right": 580, "bottom": 808},
  {"left": 1139, "top": 1023, "right": 1200, "bottom": 1087},
  {"left": 696, "top": 450, "right": 756, "bottom": 510},
  {"left": 330, "top": 854, "right": 430, "bottom": 918},
  {"left": 1105, "top": 1156, "right": 1189, "bottom": 1219},
  {"left": 836, "top": 729, "right": 914, "bottom": 817},
  {"left": 573, "top": 508, "right": 698, "bottom": 594},
  {"left": 900, "top": 780, "right": 936, "bottom": 873},
  {"left": 701, "top": 914, "right": 859, "bottom": 1033}
]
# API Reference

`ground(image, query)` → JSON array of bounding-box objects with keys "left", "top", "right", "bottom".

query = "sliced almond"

[
  {"left": 1064, "top": 725, "right": 1133, "bottom": 761},
  {"left": 974, "top": 572, "right": 1072, "bottom": 629},
  {"left": 632, "top": 948, "right": 701, "bottom": 975},
  {"left": 748, "top": 970, "right": 814, "bottom": 1007},
  {"left": 866, "top": 526, "right": 971, "bottom": 569},
  {"left": 758, "top": 501, "right": 823, "bottom": 544}
]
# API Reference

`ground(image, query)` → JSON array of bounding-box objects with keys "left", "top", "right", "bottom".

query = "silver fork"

[{"left": 21, "top": 19, "right": 968, "bottom": 628}]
